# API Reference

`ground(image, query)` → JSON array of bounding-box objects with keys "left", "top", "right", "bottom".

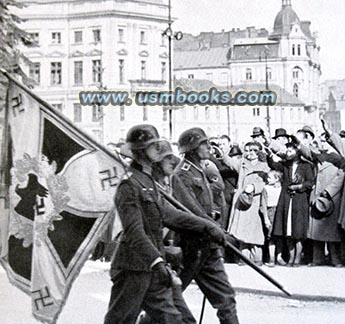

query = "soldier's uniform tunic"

[{"left": 172, "top": 159, "right": 239, "bottom": 324}]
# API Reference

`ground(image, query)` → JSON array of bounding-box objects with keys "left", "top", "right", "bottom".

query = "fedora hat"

[
  {"left": 298, "top": 125, "right": 315, "bottom": 139},
  {"left": 251, "top": 127, "right": 265, "bottom": 138},
  {"left": 310, "top": 196, "right": 334, "bottom": 220},
  {"left": 229, "top": 145, "right": 242, "bottom": 157},
  {"left": 272, "top": 128, "right": 289, "bottom": 139}
]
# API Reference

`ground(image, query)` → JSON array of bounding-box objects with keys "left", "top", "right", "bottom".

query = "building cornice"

[{"left": 20, "top": 10, "right": 169, "bottom": 23}]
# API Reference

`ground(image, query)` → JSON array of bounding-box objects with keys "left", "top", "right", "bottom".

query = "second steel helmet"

[
  {"left": 126, "top": 124, "right": 160, "bottom": 150},
  {"left": 178, "top": 127, "right": 208, "bottom": 154},
  {"left": 156, "top": 140, "right": 181, "bottom": 165}
]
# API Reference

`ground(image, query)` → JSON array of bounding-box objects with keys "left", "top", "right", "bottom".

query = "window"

[
  {"left": 163, "top": 108, "right": 168, "bottom": 121},
  {"left": 51, "top": 103, "right": 62, "bottom": 111},
  {"left": 161, "top": 62, "right": 166, "bottom": 81},
  {"left": 74, "top": 103, "right": 82, "bottom": 122},
  {"left": 266, "top": 67, "right": 272, "bottom": 80},
  {"left": 297, "top": 44, "right": 301, "bottom": 56},
  {"left": 194, "top": 106, "right": 198, "bottom": 120},
  {"left": 216, "top": 106, "right": 220, "bottom": 120},
  {"left": 118, "top": 28, "right": 124, "bottom": 42},
  {"left": 92, "top": 60, "right": 102, "bottom": 83},
  {"left": 143, "top": 105, "right": 148, "bottom": 121},
  {"left": 120, "top": 105, "right": 125, "bottom": 121},
  {"left": 74, "top": 31, "right": 83, "bottom": 44},
  {"left": 141, "top": 60, "right": 146, "bottom": 79},
  {"left": 51, "top": 32, "right": 61, "bottom": 44},
  {"left": 292, "top": 44, "right": 295, "bottom": 56},
  {"left": 93, "top": 29, "right": 101, "bottom": 43},
  {"left": 161, "top": 33, "right": 166, "bottom": 46},
  {"left": 292, "top": 66, "right": 303, "bottom": 80},
  {"left": 293, "top": 84, "right": 299, "bottom": 98},
  {"left": 253, "top": 107, "right": 260, "bottom": 116},
  {"left": 29, "top": 32, "right": 39, "bottom": 45},
  {"left": 119, "top": 59, "right": 125, "bottom": 83},
  {"left": 205, "top": 106, "right": 210, "bottom": 119},
  {"left": 50, "top": 62, "right": 62, "bottom": 85},
  {"left": 92, "top": 104, "right": 103, "bottom": 122},
  {"left": 74, "top": 61, "right": 83, "bottom": 85},
  {"left": 246, "top": 68, "right": 252, "bottom": 80},
  {"left": 188, "top": 74, "right": 194, "bottom": 79},
  {"left": 140, "top": 30, "right": 146, "bottom": 44},
  {"left": 29, "top": 62, "right": 40, "bottom": 84}
]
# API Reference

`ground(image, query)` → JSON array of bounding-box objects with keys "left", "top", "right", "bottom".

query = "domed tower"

[{"left": 271, "top": 0, "right": 300, "bottom": 39}]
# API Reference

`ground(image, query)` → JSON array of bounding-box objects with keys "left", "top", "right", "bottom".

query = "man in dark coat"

[
  {"left": 104, "top": 125, "right": 227, "bottom": 324},
  {"left": 172, "top": 127, "right": 239, "bottom": 324}
]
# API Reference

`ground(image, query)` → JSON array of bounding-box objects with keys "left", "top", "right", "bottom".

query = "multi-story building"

[
  {"left": 173, "top": 0, "right": 321, "bottom": 143},
  {"left": 320, "top": 80, "right": 345, "bottom": 133},
  {"left": 17, "top": 0, "right": 170, "bottom": 143}
]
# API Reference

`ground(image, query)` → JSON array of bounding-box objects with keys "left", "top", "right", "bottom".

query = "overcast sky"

[{"left": 172, "top": 0, "right": 345, "bottom": 81}]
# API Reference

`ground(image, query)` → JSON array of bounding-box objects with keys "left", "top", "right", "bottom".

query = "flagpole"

[
  {"left": 0, "top": 69, "right": 123, "bottom": 164},
  {"left": 0, "top": 75, "right": 10, "bottom": 208}
]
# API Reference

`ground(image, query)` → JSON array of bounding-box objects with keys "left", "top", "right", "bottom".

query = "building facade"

[
  {"left": 173, "top": 0, "right": 321, "bottom": 143},
  {"left": 320, "top": 79, "right": 345, "bottom": 133},
  {"left": 18, "top": 0, "right": 170, "bottom": 144}
]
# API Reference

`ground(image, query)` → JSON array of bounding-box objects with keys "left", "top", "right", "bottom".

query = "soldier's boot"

[{"left": 217, "top": 306, "right": 240, "bottom": 324}]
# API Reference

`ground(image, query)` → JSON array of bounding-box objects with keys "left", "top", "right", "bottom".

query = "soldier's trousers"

[
  {"left": 180, "top": 247, "right": 239, "bottom": 324},
  {"left": 138, "top": 284, "right": 197, "bottom": 324},
  {"left": 104, "top": 269, "right": 182, "bottom": 324}
]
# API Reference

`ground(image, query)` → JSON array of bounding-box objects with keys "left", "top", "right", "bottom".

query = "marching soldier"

[
  {"left": 104, "top": 125, "right": 228, "bottom": 324},
  {"left": 172, "top": 127, "right": 240, "bottom": 324}
]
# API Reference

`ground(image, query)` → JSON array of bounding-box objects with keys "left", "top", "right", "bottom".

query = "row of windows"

[
  {"left": 252, "top": 107, "right": 304, "bottom": 119},
  {"left": 71, "top": 104, "right": 164, "bottom": 123},
  {"left": 53, "top": 104, "right": 222, "bottom": 124},
  {"left": 245, "top": 67, "right": 303, "bottom": 81},
  {"left": 292, "top": 44, "right": 302, "bottom": 56},
  {"left": 29, "top": 60, "right": 167, "bottom": 85},
  {"left": 245, "top": 67, "right": 272, "bottom": 81},
  {"left": 29, "top": 28, "right": 167, "bottom": 46}
]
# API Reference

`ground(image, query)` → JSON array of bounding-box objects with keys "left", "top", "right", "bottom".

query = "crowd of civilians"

[{"left": 95, "top": 121, "right": 345, "bottom": 268}]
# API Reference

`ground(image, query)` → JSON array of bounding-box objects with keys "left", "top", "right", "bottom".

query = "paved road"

[{"left": 1, "top": 265, "right": 344, "bottom": 324}]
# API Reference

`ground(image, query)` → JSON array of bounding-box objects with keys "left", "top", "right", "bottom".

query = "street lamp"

[
  {"left": 162, "top": 0, "right": 183, "bottom": 140},
  {"left": 259, "top": 46, "right": 271, "bottom": 137}
]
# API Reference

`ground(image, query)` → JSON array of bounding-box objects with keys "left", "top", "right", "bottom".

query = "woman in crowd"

[
  {"left": 223, "top": 142, "right": 270, "bottom": 264},
  {"left": 266, "top": 142, "right": 315, "bottom": 266}
]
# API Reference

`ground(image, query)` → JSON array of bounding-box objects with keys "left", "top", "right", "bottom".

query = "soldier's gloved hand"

[
  {"left": 206, "top": 224, "right": 227, "bottom": 245},
  {"left": 152, "top": 262, "right": 172, "bottom": 288}
]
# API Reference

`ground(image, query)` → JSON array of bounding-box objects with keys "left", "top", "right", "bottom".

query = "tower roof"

[{"left": 272, "top": 0, "right": 300, "bottom": 37}]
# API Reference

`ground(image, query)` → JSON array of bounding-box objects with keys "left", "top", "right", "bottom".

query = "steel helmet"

[
  {"left": 178, "top": 127, "right": 208, "bottom": 154},
  {"left": 126, "top": 124, "right": 160, "bottom": 150},
  {"left": 156, "top": 140, "right": 181, "bottom": 165}
]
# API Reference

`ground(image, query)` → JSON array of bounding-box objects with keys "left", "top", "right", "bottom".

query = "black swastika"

[
  {"left": 99, "top": 167, "right": 119, "bottom": 190},
  {"left": 32, "top": 286, "right": 54, "bottom": 311},
  {"left": 12, "top": 93, "right": 25, "bottom": 117}
]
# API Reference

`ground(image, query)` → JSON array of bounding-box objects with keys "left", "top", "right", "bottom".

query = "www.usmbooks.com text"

[{"left": 79, "top": 87, "right": 277, "bottom": 107}]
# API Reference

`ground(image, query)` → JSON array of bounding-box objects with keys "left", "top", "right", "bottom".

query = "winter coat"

[
  {"left": 267, "top": 157, "right": 315, "bottom": 240},
  {"left": 308, "top": 161, "right": 344, "bottom": 242},
  {"left": 224, "top": 156, "right": 270, "bottom": 245},
  {"left": 328, "top": 134, "right": 345, "bottom": 230}
]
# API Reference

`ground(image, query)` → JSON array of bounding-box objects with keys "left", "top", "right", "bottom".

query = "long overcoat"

[
  {"left": 267, "top": 158, "right": 315, "bottom": 240},
  {"left": 308, "top": 161, "right": 344, "bottom": 242},
  {"left": 225, "top": 157, "right": 270, "bottom": 245}
]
